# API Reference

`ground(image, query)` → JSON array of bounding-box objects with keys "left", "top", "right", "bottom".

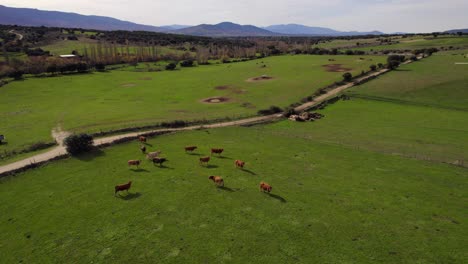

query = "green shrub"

[
  {"left": 64, "top": 134, "right": 94, "bottom": 155},
  {"left": 165, "top": 63, "right": 177, "bottom": 70},
  {"left": 342, "top": 72, "right": 352, "bottom": 82},
  {"left": 258, "top": 106, "right": 283, "bottom": 116}
]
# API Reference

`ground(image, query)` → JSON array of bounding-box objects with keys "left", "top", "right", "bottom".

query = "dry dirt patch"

[
  {"left": 201, "top": 97, "right": 230, "bottom": 104},
  {"left": 246, "top": 75, "right": 275, "bottom": 82},
  {"left": 322, "top": 64, "right": 352, "bottom": 72},
  {"left": 140, "top": 77, "right": 152, "bottom": 81},
  {"left": 121, "top": 83, "right": 137, "bottom": 87},
  {"left": 215, "top": 85, "right": 247, "bottom": 94}
]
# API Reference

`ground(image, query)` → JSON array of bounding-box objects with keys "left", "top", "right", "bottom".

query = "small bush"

[
  {"left": 342, "top": 72, "right": 353, "bottom": 82},
  {"left": 64, "top": 134, "right": 94, "bottom": 155},
  {"left": 257, "top": 106, "right": 283, "bottom": 116},
  {"left": 165, "top": 63, "right": 177, "bottom": 70},
  {"left": 95, "top": 63, "right": 106, "bottom": 71},
  {"left": 160, "top": 120, "right": 186, "bottom": 128},
  {"left": 180, "top": 60, "right": 194, "bottom": 67}
]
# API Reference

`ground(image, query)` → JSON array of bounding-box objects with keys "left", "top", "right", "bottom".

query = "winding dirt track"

[{"left": 0, "top": 58, "right": 419, "bottom": 176}]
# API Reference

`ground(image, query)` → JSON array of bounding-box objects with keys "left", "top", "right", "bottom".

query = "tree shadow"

[
  {"left": 218, "top": 186, "right": 235, "bottom": 192},
  {"left": 395, "top": 69, "right": 412, "bottom": 72},
  {"left": 0, "top": 141, "right": 8, "bottom": 145},
  {"left": 240, "top": 168, "right": 256, "bottom": 175},
  {"left": 266, "top": 193, "right": 287, "bottom": 203},
  {"left": 116, "top": 192, "right": 142, "bottom": 200},
  {"left": 74, "top": 148, "right": 106, "bottom": 162},
  {"left": 130, "top": 168, "right": 149, "bottom": 173}
]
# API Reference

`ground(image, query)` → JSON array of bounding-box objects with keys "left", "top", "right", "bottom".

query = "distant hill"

[
  {"left": 175, "top": 22, "right": 279, "bottom": 36},
  {"left": 160, "top": 25, "right": 192, "bottom": 30},
  {"left": 264, "top": 24, "right": 384, "bottom": 36},
  {"left": 0, "top": 5, "right": 165, "bottom": 32},
  {"left": 445, "top": 28, "right": 468, "bottom": 34}
]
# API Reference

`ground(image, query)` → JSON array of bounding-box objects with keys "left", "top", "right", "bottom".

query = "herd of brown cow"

[{"left": 115, "top": 137, "right": 273, "bottom": 196}]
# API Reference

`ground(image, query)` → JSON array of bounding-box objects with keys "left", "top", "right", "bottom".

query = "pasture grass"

[
  {"left": 355, "top": 36, "right": 468, "bottom": 52},
  {"left": 0, "top": 122, "right": 466, "bottom": 263},
  {"left": 0, "top": 55, "right": 385, "bottom": 161},
  {"left": 346, "top": 54, "right": 468, "bottom": 110}
]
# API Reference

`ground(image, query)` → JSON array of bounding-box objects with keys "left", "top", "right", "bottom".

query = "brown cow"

[
  {"left": 185, "top": 146, "right": 197, "bottom": 152},
  {"left": 260, "top": 182, "right": 272, "bottom": 193},
  {"left": 115, "top": 181, "right": 132, "bottom": 195},
  {"left": 209, "top": 176, "right": 224, "bottom": 187},
  {"left": 199, "top": 156, "right": 210, "bottom": 165},
  {"left": 140, "top": 145, "right": 146, "bottom": 154},
  {"left": 211, "top": 148, "right": 224, "bottom": 156},
  {"left": 235, "top": 159, "right": 245, "bottom": 168},
  {"left": 138, "top": 136, "right": 147, "bottom": 143},
  {"left": 128, "top": 160, "right": 141, "bottom": 168},
  {"left": 152, "top": 157, "right": 168, "bottom": 167}
]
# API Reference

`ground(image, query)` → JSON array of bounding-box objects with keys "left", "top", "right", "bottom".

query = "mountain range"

[
  {"left": 0, "top": 5, "right": 165, "bottom": 32},
  {"left": 263, "top": 24, "right": 383, "bottom": 36},
  {"left": 1, "top": 5, "right": 463, "bottom": 37}
]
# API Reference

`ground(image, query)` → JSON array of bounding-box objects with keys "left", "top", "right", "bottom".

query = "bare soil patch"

[
  {"left": 215, "top": 85, "right": 231, "bottom": 90},
  {"left": 201, "top": 97, "right": 230, "bottom": 104},
  {"left": 246, "top": 75, "right": 275, "bottom": 82},
  {"left": 121, "top": 83, "right": 137, "bottom": 87},
  {"left": 322, "top": 64, "right": 352, "bottom": 72},
  {"left": 140, "top": 77, "right": 152, "bottom": 81},
  {"left": 215, "top": 85, "right": 246, "bottom": 94}
]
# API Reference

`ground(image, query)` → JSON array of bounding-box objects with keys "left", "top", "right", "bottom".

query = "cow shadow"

[
  {"left": 116, "top": 192, "right": 142, "bottom": 200},
  {"left": 186, "top": 152, "right": 202, "bottom": 156},
  {"left": 75, "top": 149, "right": 106, "bottom": 162},
  {"left": 142, "top": 143, "right": 153, "bottom": 147},
  {"left": 0, "top": 141, "right": 8, "bottom": 145},
  {"left": 218, "top": 186, "right": 235, "bottom": 192},
  {"left": 204, "top": 164, "right": 219, "bottom": 169},
  {"left": 154, "top": 164, "right": 174, "bottom": 170},
  {"left": 240, "top": 168, "right": 256, "bottom": 175},
  {"left": 214, "top": 156, "right": 232, "bottom": 160},
  {"left": 266, "top": 193, "right": 287, "bottom": 203},
  {"left": 130, "top": 168, "right": 149, "bottom": 173}
]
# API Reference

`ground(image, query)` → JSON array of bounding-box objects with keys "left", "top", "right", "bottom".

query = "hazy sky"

[{"left": 2, "top": 0, "right": 467, "bottom": 32}]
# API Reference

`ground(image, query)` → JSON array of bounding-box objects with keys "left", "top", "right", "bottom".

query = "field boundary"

[{"left": 0, "top": 57, "right": 423, "bottom": 177}]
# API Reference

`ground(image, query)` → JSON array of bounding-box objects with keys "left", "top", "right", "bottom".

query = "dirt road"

[{"left": 0, "top": 58, "right": 419, "bottom": 176}]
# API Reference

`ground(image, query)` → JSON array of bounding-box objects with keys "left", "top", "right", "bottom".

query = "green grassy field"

[
  {"left": 39, "top": 38, "right": 187, "bottom": 57},
  {"left": 1, "top": 45, "right": 467, "bottom": 263},
  {"left": 0, "top": 55, "right": 384, "bottom": 160},
  {"left": 354, "top": 36, "right": 468, "bottom": 52},
  {"left": 346, "top": 54, "right": 468, "bottom": 110},
  {"left": 0, "top": 121, "right": 466, "bottom": 263},
  {"left": 312, "top": 35, "right": 468, "bottom": 52}
]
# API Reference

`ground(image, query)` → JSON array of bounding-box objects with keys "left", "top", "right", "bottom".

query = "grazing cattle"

[
  {"left": 138, "top": 136, "right": 147, "bottom": 143},
  {"left": 140, "top": 145, "right": 146, "bottom": 153},
  {"left": 115, "top": 181, "right": 132, "bottom": 195},
  {"left": 211, "top": 148, "right": 224, "bottom": 156},
  {"left": 128, "top": 159, "right": 141, "bottom": 168},
  {"left": 209, "top": 176, "right": 224, "bottom": 187},
  {"left": 146, "top": 151, "right": 162, "bottom": 160},
  {"left": 184, "top": 146, "right": 197, "bottom": 152},
  {"left": 260, "top": 182, "right": 272, "bottom": 193},
  {"left": 152, "top": 157, "right": 168, "bottom": 167},
  {"left": 235, "top": 159, "right": 245, "bottom": 168},
  {"left": 199, "top": 156, "right": 210, "bottom": 165}
]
